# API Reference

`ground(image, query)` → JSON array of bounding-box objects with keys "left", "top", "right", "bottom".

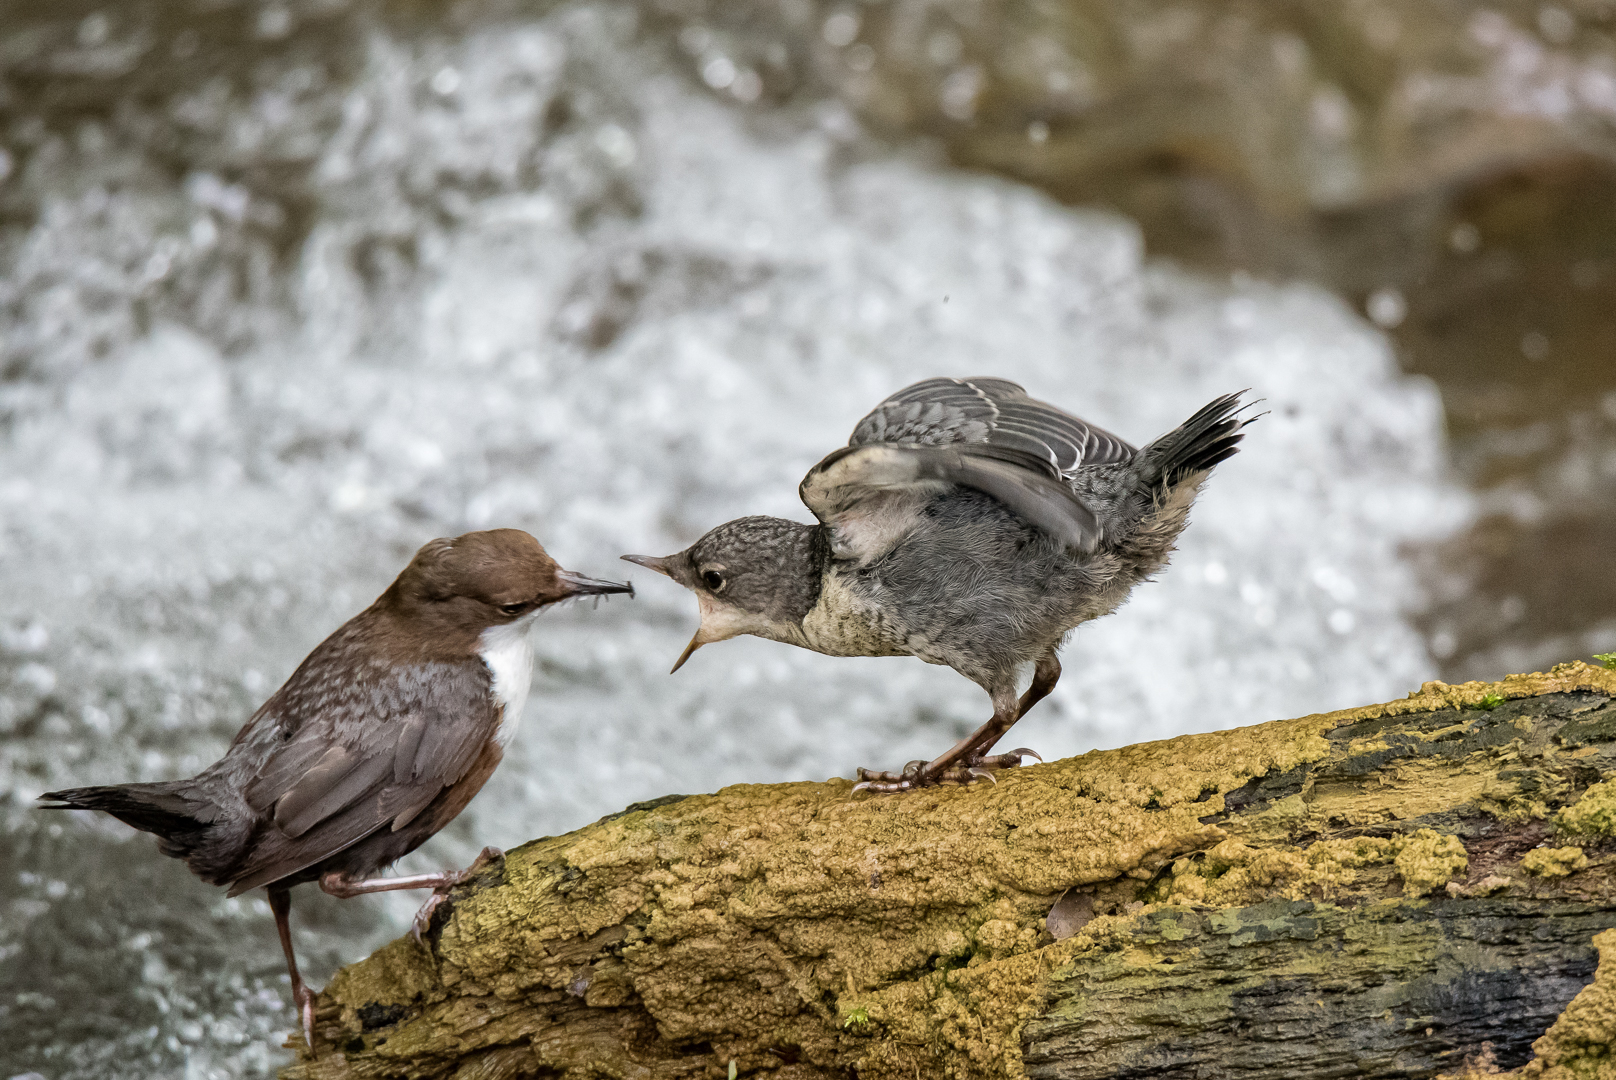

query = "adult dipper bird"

[
  {"left": 38, "top": 529, "right": 632, "bottom": 1052},
  {"left": 623, "top": 377, "right": 1252, "bottom": 793}
]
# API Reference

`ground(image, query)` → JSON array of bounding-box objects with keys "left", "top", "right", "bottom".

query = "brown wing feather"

[{"left": 221, "top": 631, "right": 499, "bottom": 896}]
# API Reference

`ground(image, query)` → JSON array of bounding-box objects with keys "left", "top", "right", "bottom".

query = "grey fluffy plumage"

[{"left": 625, "top": 377, "right": 1254, "bottom": 792}]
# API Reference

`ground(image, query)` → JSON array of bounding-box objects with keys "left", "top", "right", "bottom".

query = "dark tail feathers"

[
  {"left": 1139, "top": 391, "right": 1256, "bottom": 488},
  {"left": 38, "top": 782, "right": 211, "bottom": 859}
]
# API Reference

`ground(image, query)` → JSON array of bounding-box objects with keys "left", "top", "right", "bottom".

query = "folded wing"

[{"left": 223, "top": 650, "right": 498, "bottom": 895}]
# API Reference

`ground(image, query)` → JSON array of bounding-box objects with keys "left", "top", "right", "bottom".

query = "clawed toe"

[
  {"left": 467, "top": 845, "right": 505, "bottom": 873},
  {"left": 411, "top": 890, "right": 450, "bottom": 945},
  {"left": 851, "top": 776, "right": 914, "bottom": 794},
  {"left": 410, "top": 847, "right": 506, "bottom": 945},
  {"left": 974, "top": 747, "right": 1042, "bottom": 770},
  {"left": 295, "top": 984, "right": 319, "bottom": 1056},
  {"left": 851, "top": 745, "right": 1043, "bottom": 796}
]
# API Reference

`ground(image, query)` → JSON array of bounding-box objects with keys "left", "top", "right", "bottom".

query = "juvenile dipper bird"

[
  {"left": 624, "top": 377, "right": 1252, "bottom": 793},
  {"left": 39, "top": 529, "right": 632, "bottom": 1052}
]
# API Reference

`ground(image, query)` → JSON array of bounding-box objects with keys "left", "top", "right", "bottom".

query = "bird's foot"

[
  {"left": 410, "top": 846, "right": 505, "bottom": 944},
  {"left": 294, "top": 983, "right": 319, "bottom": 1057},
  {"left": 852, "top": 749, "right": 1041, "bottom": 794}
]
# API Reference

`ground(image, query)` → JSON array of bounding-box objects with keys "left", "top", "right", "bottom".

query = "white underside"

[{"left": 479, "top": 613, "right": 538, "bottom": 748}]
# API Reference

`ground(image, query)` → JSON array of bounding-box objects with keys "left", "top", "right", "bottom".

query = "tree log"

[{"left": 282, "top": 663, "right": 1616, "bottom": 1080}]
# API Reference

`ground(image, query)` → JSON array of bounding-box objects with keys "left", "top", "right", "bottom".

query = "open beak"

[
  {"left": 556, "top": 569, "right": 635, "bottom": 598},
  {"left": 622, "top": 553, "right": 694, "bottom": 671},
  {"left": 619, "top": 553, "right": 736, "bottom": 674},
  {"left": 620, "top": 553, "right": 673, "bottom": 577},
  {"left": 669, "top": 626, "right": 718, "bottom": 673}
]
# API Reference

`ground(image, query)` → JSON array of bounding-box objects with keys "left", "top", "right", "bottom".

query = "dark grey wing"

[
  {"left": 804, "top": 378, "right": 1132, "bottom": 560},
  {"left": 849, "top": 376, "right": 1136, "bottom": 473},
  {"left": 221, "top": 631, "right": 499, "bottom": 896}
]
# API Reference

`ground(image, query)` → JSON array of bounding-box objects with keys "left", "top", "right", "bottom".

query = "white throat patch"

[{"left": 479, "top": 614, "right": 538, "bottom": 747}]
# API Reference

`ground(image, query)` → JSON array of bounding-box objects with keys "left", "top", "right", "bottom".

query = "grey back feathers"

[
  {"left": 851, "top": 376, "right": 1136, "bottom": 472},
  {"left": 801, "top": 377, "right": 1139, "bottom": 561},
  {"left": 814, "top": 386, "right": 1254, "bottom": 686}
]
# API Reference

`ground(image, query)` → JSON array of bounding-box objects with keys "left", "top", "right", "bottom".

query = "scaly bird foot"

[
  {"left": 295, "top": 983, "right": 319, "bottom": 1057},
  {"left": 411, "top": 846, "right": 505, "bottom": 944},
  {"left": 851, "top": 749, "right": 1041, "bottom": 794}
]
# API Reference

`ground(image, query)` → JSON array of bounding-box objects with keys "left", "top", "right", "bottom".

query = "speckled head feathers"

[{"left": 622, "top": 516, "right": 824, "bottom": 671}]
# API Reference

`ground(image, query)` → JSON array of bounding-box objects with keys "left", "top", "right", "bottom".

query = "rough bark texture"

[{"left": 282, "top": 663, "right": 1616, "bottom": 1080}]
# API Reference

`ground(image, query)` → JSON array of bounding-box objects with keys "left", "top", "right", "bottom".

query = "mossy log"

[{"left": 283, "top": 663, "right": 1616, "bottom": 1080}]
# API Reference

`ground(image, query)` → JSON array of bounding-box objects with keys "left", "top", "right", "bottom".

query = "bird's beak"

[
  {"left": 670, "top": 629, "right": 707, "bottom": 673},
  {"left": 622, "top": 552, "right": 699, "bottom": 670},
  {"left": 619, "top": 553, "right": 741, "bottom": 673},
  {"left": 667, "top": 594, "right": 749, "bottom": 673},
  {"left": 556, "top": 569, "right": 635, "bottom": 598},
  {"left": 620, "top": 553, "right": 674, "bottom": 578}
]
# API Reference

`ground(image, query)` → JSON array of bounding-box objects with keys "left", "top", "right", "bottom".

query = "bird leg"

[
  {"left": 854, "top": 651, "right": 1061, "bottom": 793},
  {"left": 975, "top": 650, "right": 1062, "bottom": 770},
  {"left": 318, "top": 846, "right": 505, "bottom": 943},
  {"left": 267, "top": 886, "right": 319, "bottom": 1057}
]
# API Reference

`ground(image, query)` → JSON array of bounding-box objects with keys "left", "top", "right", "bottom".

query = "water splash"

[{"left": 0, "top": 5, "right": 1465, "bottom": 1076}]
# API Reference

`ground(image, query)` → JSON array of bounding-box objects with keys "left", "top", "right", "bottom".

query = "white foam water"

[{"left": 0, "top": 6, "right": 1466, "bottom": 1077}]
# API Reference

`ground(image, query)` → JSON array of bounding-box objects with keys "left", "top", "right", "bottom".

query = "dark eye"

[
  {"left": 702, "top": 570, "right": 726, "bottom": 591},
  {"left": 499, "top": 603, "right": 527, "bottom": 616}
]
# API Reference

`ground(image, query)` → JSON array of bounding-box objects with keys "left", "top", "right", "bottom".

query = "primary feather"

[{"left": 802, "top": 377, "right": 1137, "bottom": 562}]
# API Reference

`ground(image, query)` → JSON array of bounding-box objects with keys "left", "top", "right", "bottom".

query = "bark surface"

[{"left": 282, "top": 663, "right": 1616, "bottom": 1080}]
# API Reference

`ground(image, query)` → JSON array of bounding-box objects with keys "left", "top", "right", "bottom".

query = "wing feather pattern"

[
  {"left": 804, "top": 377, "right": 1134, "bottom": 562},
  {"left": 223, "top": 637, "right": 499, "bottom": 896}
]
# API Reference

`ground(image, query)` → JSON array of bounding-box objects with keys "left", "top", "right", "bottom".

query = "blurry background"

[{"left": 0, "top": 0, "right": 1610, "bottom": 1076}]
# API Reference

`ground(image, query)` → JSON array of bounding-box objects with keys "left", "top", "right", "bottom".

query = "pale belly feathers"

[{"left": 800, "top": 570, "right": 911, "bottom": 659}]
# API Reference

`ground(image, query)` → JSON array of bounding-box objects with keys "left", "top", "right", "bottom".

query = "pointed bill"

[
  {"left": 670, "top": 629, "right": 706, "bottom": 673},
  {"left": 621, "top": 553, "right": 675, "bottom": 578},
  {"left": 556, "top": 569, "right": 635, "bottom": 597}
]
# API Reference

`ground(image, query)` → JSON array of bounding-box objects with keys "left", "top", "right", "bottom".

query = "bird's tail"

[
  {"left": 1135, "top": 392, "right": 1255, "bottom": 489},
  {"left": 38, "top": 782, "right": 212, "bottom": 860}
]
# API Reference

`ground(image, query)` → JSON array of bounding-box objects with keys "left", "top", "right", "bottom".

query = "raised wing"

[
  {"left": 849, "top": 377, "right": 1136, "bottom": 473},
  {"left": 802, "top": 378, "right": 1132, "bottom": 562},
  {"left": 220, "top": 628, "right": 499, "bottom": 895}
]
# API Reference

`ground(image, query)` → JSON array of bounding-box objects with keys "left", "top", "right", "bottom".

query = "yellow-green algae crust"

[
  {"left": 1525, "top": 848, "right": 1593, "bottom": 878},
  {"left": 1561, "top": 781, "right": 1616, "bottom": 838},
  {"left": 284, "top": 663, "right": 1616, "bottom": 1080}
]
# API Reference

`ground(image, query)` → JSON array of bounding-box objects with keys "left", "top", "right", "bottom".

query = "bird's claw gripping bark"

[
  {"left": 977, "top": 747, "right": 1042, "bottom": 769},
  {"left": 294, "top": 983, "right": 318, "bottom": 1056},
  {"left": 851, "top": 748, "right": 1042, "bottom": 794},
  {"left": 410, "top": 846, "right": 505, "bottom": 945}
]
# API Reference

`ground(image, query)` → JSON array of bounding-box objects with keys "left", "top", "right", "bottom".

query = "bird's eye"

[
  {"left": 499, "top": 603, "right": 527, "bottom": 616},
  {"left": 702, "top": 570, "right": 726, "bottom": 592}
]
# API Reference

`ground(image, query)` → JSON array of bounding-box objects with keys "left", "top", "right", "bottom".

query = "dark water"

[{"left": 0, "top": 1, "right": 1603, "bottom": 1077}]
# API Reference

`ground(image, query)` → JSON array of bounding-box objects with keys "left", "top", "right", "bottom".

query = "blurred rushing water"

[
  {"left": 669, "top": 0, "right": 1616, "bottom": 681},
  {"left": 0, "top": 1, "right": 1502, "bottom": 1076}
]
